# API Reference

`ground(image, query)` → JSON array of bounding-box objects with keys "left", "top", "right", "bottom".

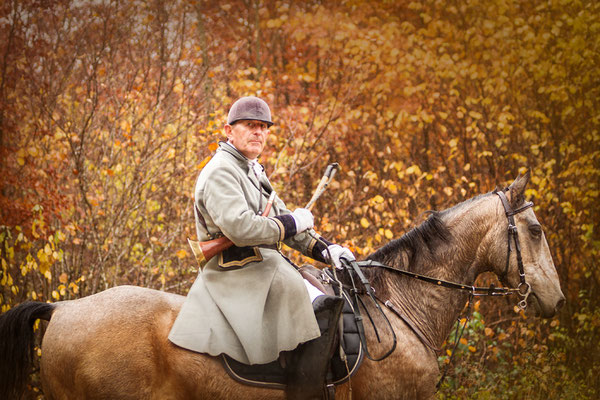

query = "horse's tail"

[{"left": 0, "top": 301, "right": 56, "bottom": 399}]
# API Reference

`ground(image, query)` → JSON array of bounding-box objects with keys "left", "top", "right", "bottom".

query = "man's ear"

[{"left": 224, "top": 124, "right": 233, "bottom": 139}]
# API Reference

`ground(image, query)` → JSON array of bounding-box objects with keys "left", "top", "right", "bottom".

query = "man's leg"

[{"left": 285, "top": 294, "right": 344, "bottom": 400}]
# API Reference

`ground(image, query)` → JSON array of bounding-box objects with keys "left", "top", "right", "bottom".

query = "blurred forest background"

[{"left": 0, "top": 0, "right": 598, "bottom": 398}]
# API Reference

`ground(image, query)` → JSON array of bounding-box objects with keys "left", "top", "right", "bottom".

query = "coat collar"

[{"left": 218, "top": 142, "right": 264, "bottom": 191}]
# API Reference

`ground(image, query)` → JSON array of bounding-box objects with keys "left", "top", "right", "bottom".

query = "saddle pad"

[{"left": 222, "top": 290, "right": 364, "bottom": 389}]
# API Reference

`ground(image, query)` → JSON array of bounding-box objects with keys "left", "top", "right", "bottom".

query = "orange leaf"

[{"left": 176, "top": 249, "right": 188, "bottom": 259}]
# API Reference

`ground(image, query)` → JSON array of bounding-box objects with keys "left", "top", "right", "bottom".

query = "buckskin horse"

[{"left": 0, "top": 173, "right": 564, "bottom": 399}]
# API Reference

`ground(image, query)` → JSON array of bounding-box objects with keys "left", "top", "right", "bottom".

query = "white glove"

[
  {"left": 322, "top": 244, "right": 355, "bottom": 269},
  {"left": 291, "top": 208, "right": 314, "bottom": 234}
]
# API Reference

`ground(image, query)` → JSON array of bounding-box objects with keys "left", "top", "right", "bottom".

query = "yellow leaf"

[
  {"left": 469, "top": 111, "right": 482, "bottom": 119},
  {"left": 484, "top": 327, "right": 494, "bottom": 337},
  {"left": 28, "top": 146, "right": 39, "bottom": 157},
  {"left": 173, "top": 81, "right": 184, "bottom": 94},
  {"left": 120, "top": 120, "right": 131, "bottom": 133},
  {"left": 59, "top": 273, "right": 68, "bottom": 283},
  {"left": 176, "top": 249, "right": 188, "bottom": 259},
  {"left": 387, "top": 182, "right": 398, "bottom": 194},
  {"left": 360, "top": 218, "right": 370, "bottom": 228},
  {"left": 52, "top": 290, "right": 59, "bottom": 300},
  {"left": 460, "top": 338, "right": 468, "bottom": 345},
  {"left": 468, "top": 345, "right": 477, "bottom": 353},
  {"left": 69, "top": 282, "right": 79, "bottom": 294},
  {"left": 406, "top": 165, "right": 422, "bottom": 175},
  {"left": 384, "top": 229, "right": 393, "bottom": 239}
]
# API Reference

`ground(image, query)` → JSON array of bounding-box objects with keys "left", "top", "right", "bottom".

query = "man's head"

[
  {"left": 227, "top": 96, "right": 273, "bottom": 127},
  {"left": 225, "top": 96, "right": 273, "bottom": 159}
]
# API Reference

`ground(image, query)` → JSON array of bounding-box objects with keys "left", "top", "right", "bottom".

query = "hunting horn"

[
  {"left": 187, "top": 191, "right": 277, "bottom": 269},
  {"left": 305, "top": 163, "right": 339, "bottom": 211}
]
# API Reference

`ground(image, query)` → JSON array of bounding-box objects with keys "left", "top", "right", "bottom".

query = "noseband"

[{"left": 495, "top": 189, "right": 534, "bottom": 310}]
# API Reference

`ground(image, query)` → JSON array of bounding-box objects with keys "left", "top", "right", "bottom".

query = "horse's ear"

[{"left": 507, "top": 169, "right": 530, "bottom": 207}]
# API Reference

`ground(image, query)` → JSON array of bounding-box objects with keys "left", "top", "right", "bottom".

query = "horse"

[{"left": 0, "top": 172, "right": 564, "bottom": 399}]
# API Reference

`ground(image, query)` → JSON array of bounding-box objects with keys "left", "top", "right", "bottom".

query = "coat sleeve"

[
  {"left": 284, "top": 229, "right": 333, "bottom": 264},
  {"left": 202, "top": 164, "right": 297, "bottom": 247}
]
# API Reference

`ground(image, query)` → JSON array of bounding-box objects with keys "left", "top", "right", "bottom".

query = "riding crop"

[{"left": 305, "top": 163, "right": 339, "bottom": 211}]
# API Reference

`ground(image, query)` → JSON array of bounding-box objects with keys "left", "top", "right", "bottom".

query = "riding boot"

[{"left": 285, "top": 295, "right": 344, "bottom": 400}]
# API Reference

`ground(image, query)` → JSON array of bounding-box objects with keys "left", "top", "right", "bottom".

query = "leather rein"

[{"left": 338, "top": 189, "right": 535, "bottom": 370}]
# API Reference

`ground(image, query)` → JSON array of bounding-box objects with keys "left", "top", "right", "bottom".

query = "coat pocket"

[{"left": 218, "top": 245, "right": 263, "bottom": 270}]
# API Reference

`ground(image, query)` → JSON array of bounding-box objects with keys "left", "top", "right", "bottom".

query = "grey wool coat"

[{"left": 168, "top": 142, "right": 331, "bottom": 365}]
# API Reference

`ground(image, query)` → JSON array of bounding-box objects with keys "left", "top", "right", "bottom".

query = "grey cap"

[{"left": 227, "top": 96, "right": 273, "bottom": 127}]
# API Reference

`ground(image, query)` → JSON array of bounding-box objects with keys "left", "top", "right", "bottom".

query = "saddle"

[{"left": 221, "top": 265, "right": 364, "bottom": 390}]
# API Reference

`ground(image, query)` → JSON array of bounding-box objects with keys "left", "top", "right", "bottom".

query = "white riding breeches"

[{"left": 303, "top": 279, "right": 325, "bottom": 303}]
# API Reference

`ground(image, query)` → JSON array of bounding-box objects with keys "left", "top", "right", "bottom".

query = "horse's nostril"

[{"left": 556, "top": 297, "right": 566, "bottom": 311}]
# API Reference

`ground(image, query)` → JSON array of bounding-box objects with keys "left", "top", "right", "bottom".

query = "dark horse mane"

[
  {"left": 367, "top": 211, "right": 451, "bottom": 265},
  {"left": 353, "top": 192, "right": 498, "bottom": 297},
  {"left": 357, "top": 212, "right": 451, "bottom": 296}
]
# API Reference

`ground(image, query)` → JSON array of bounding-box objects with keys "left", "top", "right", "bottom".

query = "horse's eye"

[{"left": 529, "top": 224, "right": 542, "bottom": 237}]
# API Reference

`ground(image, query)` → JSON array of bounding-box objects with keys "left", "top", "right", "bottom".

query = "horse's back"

[
  {"left": 39, "top": 285, "right": 437, "bottom": 399},
  {"left": 41, "top": 286, "right": 193, "bottom": 399}
]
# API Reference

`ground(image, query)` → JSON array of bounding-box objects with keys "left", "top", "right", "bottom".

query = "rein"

[
  {"left": 339, "top": 189, "right": 535, "bottom": 389},
  {"left": 358, "top": 259, "right": 521, "bottom": 297}
]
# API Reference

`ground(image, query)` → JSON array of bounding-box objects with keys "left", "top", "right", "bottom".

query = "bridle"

[
  {"left": 360, "top": 189, "right": 535, "bottom": 308},
  {"left": 334, "top": 188, "right": 537, "bottom": 389},
  {"left": 495, "top": 189, "right": 534, "bottom": 310}
]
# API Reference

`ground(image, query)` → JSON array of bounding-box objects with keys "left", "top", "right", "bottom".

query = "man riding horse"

[{"left": 168, "top": 96, "right": 355, "bottom": 400}]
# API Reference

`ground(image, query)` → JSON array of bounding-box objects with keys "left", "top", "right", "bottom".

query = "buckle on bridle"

[{"left": 517, "top": 282, "right": 531, "bottom": 310}]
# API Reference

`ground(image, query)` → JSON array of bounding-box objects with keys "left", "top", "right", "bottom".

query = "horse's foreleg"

[{"left": 0, "top": 301, "right": 55, "bottom": 399}]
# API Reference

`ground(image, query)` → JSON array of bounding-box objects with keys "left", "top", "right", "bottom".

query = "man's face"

[{"left": 225, "top": 120, "right": 270, "bottom": 159}]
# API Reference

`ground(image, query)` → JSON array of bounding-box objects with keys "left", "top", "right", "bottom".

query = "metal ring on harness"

[{"left": 517, "top": 281, "right": 531, "bottom": 310}]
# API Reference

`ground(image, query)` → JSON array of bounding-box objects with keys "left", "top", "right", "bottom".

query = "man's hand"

[
  {"left": 291, "top": 208, "right": 314, "bottom": 234},
  {"left": 322, "top": 244, "right": 355, "bottom": 269}
]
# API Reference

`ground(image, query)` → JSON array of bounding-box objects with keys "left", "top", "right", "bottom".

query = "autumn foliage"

[{"left": 1, "top": 0, "right": 598, "bottom": 398}]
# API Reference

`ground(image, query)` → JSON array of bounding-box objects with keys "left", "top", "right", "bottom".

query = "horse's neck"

[{"left": 380, "top": 197, "right": 495, "bottom": 348}]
